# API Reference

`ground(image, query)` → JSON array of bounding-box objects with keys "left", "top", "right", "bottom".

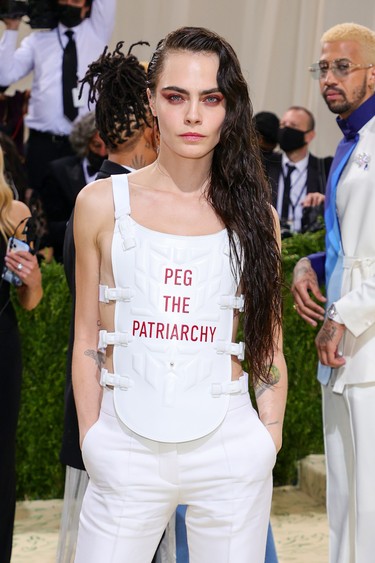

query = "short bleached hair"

[{"left": 321, "top": 23, "right": 375, "bottom": 63}]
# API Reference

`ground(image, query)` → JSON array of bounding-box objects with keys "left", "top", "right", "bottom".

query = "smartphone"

[{"left": 2, "top": 236, "right": 30, "bottom": 287}]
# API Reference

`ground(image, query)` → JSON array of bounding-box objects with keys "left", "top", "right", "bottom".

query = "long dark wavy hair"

[
  {"left": 148, "top": 27, "right": 283, "bottom": 386},
  {"left": 80, "top": 41, "right": 151, "bottom": 149}
]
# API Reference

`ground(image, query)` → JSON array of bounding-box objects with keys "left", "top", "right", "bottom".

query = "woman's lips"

[{"left": 180, "top": 133, "right": 205, "bottom": 141}]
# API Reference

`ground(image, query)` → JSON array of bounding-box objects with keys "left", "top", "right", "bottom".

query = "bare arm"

[
  {"left": 255, "top": 347, "right": 288, "bottom": 453},
  {"left": 72, "top": 186, "right": 104, "bottom": 447},
  {"left": 255, "top": 208, "right": 287, "bottom": 453},
  {"left": 291, "top": 257, "right": 326, "bottom": 326}
]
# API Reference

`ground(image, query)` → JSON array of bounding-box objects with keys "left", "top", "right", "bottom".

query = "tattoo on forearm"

[
  {"left": 255, "top": 365, "right": 281, "bottom": 399},
  {"left": 84, "top": 349, "right": 106, "bottom": 369},
  {"left": 265, "top": 420, "right": 280, "bottom": 427}
]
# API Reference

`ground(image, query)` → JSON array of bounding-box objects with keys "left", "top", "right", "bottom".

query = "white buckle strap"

[
  {"left": 99, "top": 284, "right": 134, "bottom": 304},
  {"left": 98, "top": 330, "right": 132, "bottom": 351},
  {"left": 215, "top": 340, "right": 245, "bottom": 361},
  {"left": 100, "top": 368, "right": 134, "bottom": 390},
  {"left": 211, "top": 374, "right": 248, "bottom": 397},
  {"left": 218, "top": 294, "right": 244, "bottom": 312},
  {"left": 118, "top": 216, "right": 136, "bottom": 251}
]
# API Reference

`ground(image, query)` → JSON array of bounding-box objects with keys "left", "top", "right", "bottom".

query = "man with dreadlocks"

[
  {"left": 56, "top": 42, "right": 158, "bottom": 563},
  {"left": 83, "top": 41, "right": 158, "bottom": 178}
]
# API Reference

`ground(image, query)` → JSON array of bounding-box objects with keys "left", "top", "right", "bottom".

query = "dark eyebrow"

[
  {"left": 319, "top": 58, "right": 351, "bottom": 64},
  {"left": 161, "top": 86, "right": 222, "bottom": 95}
]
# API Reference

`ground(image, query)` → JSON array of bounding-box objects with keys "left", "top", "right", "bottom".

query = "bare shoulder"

[
  {"left": 74, "top": 178, "right": 115, "bottom": 243},
  {"left": 270, "top": 204, "right": 278, "bottom": 223},
  {"left": 76, "top": 178, "right": 112, "bottom": 207},
  {"left": 75, "top": 177, "right": 115, "bottom": 221},
  {"left": 10, "top": 200, "right": 30, "bottom": 219},
  {"left": 8, "top": 200, "right": 31, "bottom": 235},
  {"left": 270, "top": 205, "right": 281, "bottom": 247}
]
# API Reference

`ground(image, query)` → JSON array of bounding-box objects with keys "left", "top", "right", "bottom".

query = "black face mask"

[
  {"left": 87, "top": 150, "right": 106, "bottom": 174},
  {"left": 57, "top": 6, "right": 83, "bottom": 28},
  {"left": 278, "top": 126, "right": 308, "bottom": 152}
]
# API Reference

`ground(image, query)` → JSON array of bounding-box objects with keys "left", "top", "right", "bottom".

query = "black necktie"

[
  {"left": 62, "top": 30, "right": 78, "bottom": 121},
  {"left": 281, "top": 163, "right": 296, "bottom": 221}
]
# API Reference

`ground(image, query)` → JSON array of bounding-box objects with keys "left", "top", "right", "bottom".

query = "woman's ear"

[{"left": 147, "top": 88, "right": 157, "bottom": 117}]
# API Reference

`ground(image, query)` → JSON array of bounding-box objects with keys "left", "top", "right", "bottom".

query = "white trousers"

[
  {"left": 74, "top": 388, "right": 276, "bottom": 563},
  {"left": 322, "top": 380, "right": 375, "bottom": 563}
]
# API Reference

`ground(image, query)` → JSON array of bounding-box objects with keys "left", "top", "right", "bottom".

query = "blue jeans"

[{"left": 175, "top": 505, "right": 278, "bottom": 562}]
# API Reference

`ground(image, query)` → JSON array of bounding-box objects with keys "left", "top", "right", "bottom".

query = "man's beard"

[{"left": 323, "top": 77, "right": 367, "bottom": 115}]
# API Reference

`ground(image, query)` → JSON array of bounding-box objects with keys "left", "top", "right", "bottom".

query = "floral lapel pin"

[{"left": 353, "top": 152, "right": 371, "bottom": 170}]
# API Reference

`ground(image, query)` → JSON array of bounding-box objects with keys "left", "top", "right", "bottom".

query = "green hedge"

[
  {"left": 274, "top": 230, "right": 325, "bottom": 485},
  {"left": 14, "top": 261, "right": 71, "bottom": 499},
  {"left": 14, "top": 230, "right": 326, "bottom": 499}
]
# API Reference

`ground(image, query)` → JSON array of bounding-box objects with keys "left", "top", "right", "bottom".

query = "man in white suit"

[{"left": 291, "top": 22, "right": 375, "bottom": 563}]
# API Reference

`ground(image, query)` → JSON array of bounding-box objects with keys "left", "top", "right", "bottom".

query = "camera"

[
  {"left": 301, "top": 203, "right": 325, "bottom": 234},
  {"left": 0, "top": 0, "right": 93, "bottom": 28},
  {"left": 280, "top": 219, "right": 293, "bottom": 240},
  {"left": 0, "top": 0, "right": 59, "bottom": 29},
  {"left": 1, "top": 236, "right": 30, "bottom": 287},
  {"left": 0, "top": 0, "right": 28, "bottom": 19}
]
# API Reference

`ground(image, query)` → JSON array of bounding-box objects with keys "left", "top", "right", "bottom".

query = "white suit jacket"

[{"left": 334, "top": 114, "right": 375, "bottom": 391}]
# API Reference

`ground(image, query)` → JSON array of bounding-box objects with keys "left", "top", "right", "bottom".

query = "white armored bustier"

[{"left": 99, "top": 174, "right": 245, "bottom": 442}]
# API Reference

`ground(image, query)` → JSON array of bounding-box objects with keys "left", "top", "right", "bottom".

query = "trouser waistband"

[{"left": 29, "top": 128, "right": 70, "bottom": 143}]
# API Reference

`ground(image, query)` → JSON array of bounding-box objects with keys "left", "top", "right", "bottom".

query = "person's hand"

[
  {"left": 315, "top": 319, "right": 346, "bottom": 368},
  {"left": 4, "top": 249, "right": 41, "bottom": 290},
  {"left": 1, "top": 17, "right": 21, "bottom": 30},
  {"left": 301, "top": 192, "right": 325, "bottom": 208},
  {"left": 291, "top": 257, "right": 326, "bottom": 326}
]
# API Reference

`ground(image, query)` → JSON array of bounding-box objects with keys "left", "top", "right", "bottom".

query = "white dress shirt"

[
  {"left": 0, "top": 0, "right": 116, "bottom": 135},
  {"left": 276, "top": 153, "right": 309, "bottom": 232}
]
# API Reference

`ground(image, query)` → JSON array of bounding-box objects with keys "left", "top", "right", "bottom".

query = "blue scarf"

[{"left": 318, "top": 94, "right": 375, "bottom": 385}]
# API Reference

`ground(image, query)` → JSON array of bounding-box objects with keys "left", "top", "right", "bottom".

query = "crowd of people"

[{"left": 0, "top": 2, "right": 374, "bottom": 562}]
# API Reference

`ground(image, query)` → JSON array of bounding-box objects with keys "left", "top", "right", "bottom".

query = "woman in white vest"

[{"left": 72, "top": 26, "right": 288, "bottom": 563}]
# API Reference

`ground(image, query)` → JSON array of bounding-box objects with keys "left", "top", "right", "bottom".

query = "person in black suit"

[
  {"left": 264, "top": 106, "right": 333, "bottom": 234},
  {"left": 56, "top": 42, "right": 158, "bottom": 563},
  {"left": 39, "top": 111, "right": 107, "bottom": 262}
]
